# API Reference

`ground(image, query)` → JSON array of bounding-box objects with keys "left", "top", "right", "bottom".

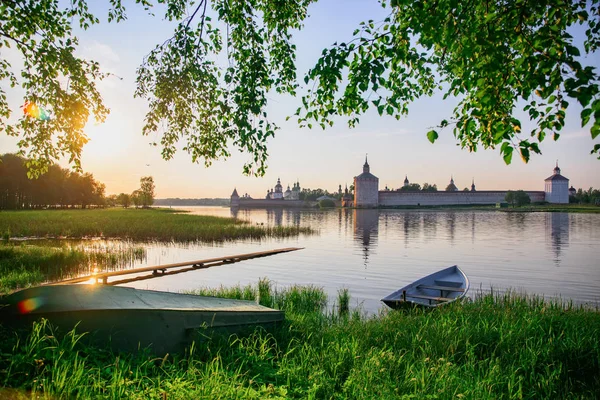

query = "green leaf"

[
  {"left": 501, "top": 143, "right": 513, "bottom": 165},
  {"left": 581, "top": 108, "right": 592, "bottom": 127},
  {"left": 427, "top": 130, "right": 438, "bottom": 144},
  {"left": 591, "top": 123, "right": 600, "bottom": 139}
]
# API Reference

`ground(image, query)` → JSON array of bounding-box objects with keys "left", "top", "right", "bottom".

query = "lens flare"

[
  {"left": 22, "top": 101, "right": 51, "bottom": 121},
  {"left": 17, "top": 297, "right": 45, "bottom": 314}
]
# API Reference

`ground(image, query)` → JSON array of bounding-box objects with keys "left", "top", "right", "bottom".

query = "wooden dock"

[{"left": 48, "top": 247, "right": 303, "bottom": 286}]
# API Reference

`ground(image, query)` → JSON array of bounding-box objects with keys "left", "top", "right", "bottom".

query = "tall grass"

[
  {"left": 188, "top": 278, "right": 328, "bottom": 314},
  {"left": 1, "top": 283, "right": 597, "bottom": 398},
  {"left": 0, "top": 242, "right": 146, "bottom": 294},
  {"left": 0, "top": 208, "right": 313, "bottom": 242}
]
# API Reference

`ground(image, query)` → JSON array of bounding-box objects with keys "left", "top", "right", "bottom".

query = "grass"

[
  {"left": 1, "top": 281, "right": 598, "bottom": 399},
  {"left": 501, "top": 204, "right": 600, "bottom": 213},
  {"left": 0, "top": 208, "right": 314, "bottom": 242},
  {"left": 376, "top": 204, "right": 600, "bottom": 213},
  {"left": 0, "top": 241, "right": 146, "bottom": 294}
]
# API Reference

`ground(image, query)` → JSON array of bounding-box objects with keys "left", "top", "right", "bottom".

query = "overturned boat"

[
  {"left": 0, "top": 284, "right": 283, "bottom": 355},
  {"left": 382, "top": 265, "right": 469, "bottom": 308}
]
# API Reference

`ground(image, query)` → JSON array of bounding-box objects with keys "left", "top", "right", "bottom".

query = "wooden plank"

[
  {"left": 417, "top": 284, "right": 465, "bottom": 292},
  {"left": 47, "top": 247, "right": 303, "bottom": 286},
  {"left": 405, "top": 293, "right": 453, "bottom": 302}
]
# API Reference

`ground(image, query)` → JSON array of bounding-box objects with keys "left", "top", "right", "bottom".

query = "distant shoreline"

[{"left": 153, "top": 198, "right": 229, "bottom": 206}]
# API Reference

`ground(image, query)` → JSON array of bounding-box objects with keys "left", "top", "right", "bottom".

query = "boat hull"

[
  {"left": 0, "top": 285, "right": 284, "bottom": 355},
  {"left": 381, "top": 265, "right": 469, "bottom": 309}
]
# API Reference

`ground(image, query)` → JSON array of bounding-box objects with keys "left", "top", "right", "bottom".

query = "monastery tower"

[
  {"left": 354, "top": 156, "right": 379, "bottom": 207},
  {"left": 544, "top": 162, "right": 569, "bottom": 203}
]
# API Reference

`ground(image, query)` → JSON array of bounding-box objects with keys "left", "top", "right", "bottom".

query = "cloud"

[
  {"left": 80, "top": 41, "right": 121, "bottom": 66},
  {"left": 78, "top": 41, "right": 123, "bottom": 91},
  {"left": 563, "top": 129, "right": 593, "bottom": 140}
]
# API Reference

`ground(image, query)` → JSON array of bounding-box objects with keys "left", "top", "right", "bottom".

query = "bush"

[
  {"left": 505, "top": 190, "right": 531, "bottom": 207},
  {"left": 318, "top": 199, "right": 336, "bottom": 209}
]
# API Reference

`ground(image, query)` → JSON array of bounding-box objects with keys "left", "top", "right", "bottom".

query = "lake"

[{"left": 116, "top": 206, "right": 600, "bottom": 312}]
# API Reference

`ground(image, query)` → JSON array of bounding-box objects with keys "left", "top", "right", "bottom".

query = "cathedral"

[{"left": 265, "top": 178, "right": 301, "bottom": 200}]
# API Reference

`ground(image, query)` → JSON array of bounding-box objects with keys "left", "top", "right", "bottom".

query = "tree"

[
  {"left": 139, "top": 176, "right": 155, "bottom": 208},
  {"left": 572, "top": 187, "right": 600, "bottom": 204},
  {"left": 2, "top": 0, "right": 599, "bottom": 177},
  {"left": 422, "top": 183, "right": 438, "bottom": 192},
  {"left": 399, "top": 183, "right": 421, "bottom": 192},
  {"left": 505, "top": 190, "right": 531, "bottom": 207},
  {"left": 106, "top": 194, "right": 118, "bottom": 207},
  {"left": 131, "top": 190, "right": 142, "bottom": 209},
  {"left": 117, "top": 193, "right": 131, "bottom": 208},
  {"left": 0, "top": 153, "right": 106, "bottom": 209}
]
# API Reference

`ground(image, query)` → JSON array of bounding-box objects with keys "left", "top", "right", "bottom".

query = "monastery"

[
  {"left": 352, "top": 157, "right": 571, "bottom": 207},
  {"left": 231, "top": 158, "right": 573, "bottom": 208}
]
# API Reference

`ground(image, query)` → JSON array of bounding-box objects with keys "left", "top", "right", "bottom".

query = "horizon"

[{"left": 1, "top": 0, "right": 599, "bottom": 198}]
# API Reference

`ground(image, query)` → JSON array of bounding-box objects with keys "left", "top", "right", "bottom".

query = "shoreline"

[{"left": 1, "top": 283, "right": 599, "bottom": 398}]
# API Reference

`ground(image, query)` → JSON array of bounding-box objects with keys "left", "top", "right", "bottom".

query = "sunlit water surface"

[{"left": 83, "top": 206, "right": 600, "bottom": 313}]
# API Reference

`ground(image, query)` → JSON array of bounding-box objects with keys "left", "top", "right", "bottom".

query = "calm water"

[{"left": 115, "top": 207, "right": 600, "bottom": 312}]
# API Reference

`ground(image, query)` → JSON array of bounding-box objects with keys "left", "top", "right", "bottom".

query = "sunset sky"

[{"left": 2, "top": 0, "right": 599, "bottom": 198}]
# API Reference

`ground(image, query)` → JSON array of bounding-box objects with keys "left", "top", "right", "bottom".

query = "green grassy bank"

[
  {"left": 500, "top": 204, "right": 600, "bottom": 213},
  {"left": 0, "top": 208, "right": 313, "bottom": 242},
  {"left": 0, "top": 242, "right": 147, "bottom": 294},
  {"left": 0, "top": 208, "right": 313, "bottom": 293},
  {"left": 1, "top": 281, "right": 598, "bottom": 399}
]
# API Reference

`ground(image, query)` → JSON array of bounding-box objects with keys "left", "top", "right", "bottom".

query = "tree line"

[
  {"left": 106, "top": 177, "right": 155, "bottom": 209},
  {"left": 0, "top": 154, "right": 105, "bottom": 210},
  {"left": 570, "top": 188, "right": 600, "bottom": 205},
  {"left": 0, "top": 154, "right": 155, "bottom": 210}
]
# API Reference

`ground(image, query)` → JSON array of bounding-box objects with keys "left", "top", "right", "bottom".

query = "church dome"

[
  {"left": 446, "top": 176, "right": 458, "bottom": 191},
  {"left": 274, "top": 178, "right": 283, "bottom": 192}
]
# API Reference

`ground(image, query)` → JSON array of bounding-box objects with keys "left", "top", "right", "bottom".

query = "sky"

[{"left": 1, "top": 0, "right": 599, "bottom": 198}]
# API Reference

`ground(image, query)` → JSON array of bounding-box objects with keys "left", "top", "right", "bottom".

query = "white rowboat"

[{"left": 381, "top": 265, "right": 469, "bottom": 308}]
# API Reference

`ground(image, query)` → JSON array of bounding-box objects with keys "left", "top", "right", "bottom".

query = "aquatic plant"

[{"left": 0, "top": 242, "right": 147, "bottom": 293}]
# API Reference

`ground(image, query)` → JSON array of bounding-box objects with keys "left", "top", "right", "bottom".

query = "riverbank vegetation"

[
  {"left": 0, "top": 208, "right": 313, "bottom": 242},
  {"left": 502, "top": 203, "right": 600, "bottom": 213},
  {"left": 570, "top": 187, "right": 600, "bottom": 205},
  {"left": 0, "top": 241, "right": 146, "bottom": 294},
  {"left": 1, "top": 282, "right": 598, "bottom": 398}
]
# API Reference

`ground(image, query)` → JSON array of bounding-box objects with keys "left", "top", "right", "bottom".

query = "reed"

[
  {"left": 188, "top": 278, "right": 328, "bottom": 314},
  {"left": 1, "top": 285, "right": 598, "bottom": 399},
  {"left": 0, "top": 242, "right": 147, "bottom": 294},
  {"left": 0, "top": 208, "right": 313, "bottom": 242},
  {"left": 337, "top": 287, "right": 350, "bottom": 316}
]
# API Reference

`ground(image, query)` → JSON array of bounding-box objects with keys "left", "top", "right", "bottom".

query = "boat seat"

[
  {"left": 417, "top": 284, "right": 465, "bottom": 292},
  {"left": 405, "top": 293, "right": 453, "bottom": 302},
  {"left": 434, "top": 280, "right": 462, "bottom": 288}
]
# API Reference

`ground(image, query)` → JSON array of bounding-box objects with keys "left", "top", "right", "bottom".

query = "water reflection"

[
  {"left": 546, "top": 213, "right": 570, "bottom": 265},
  {"left": 266, "top": 208, "right": 284, "bottom": 226},
  {"left": 353, "top": 210, "right": 379, "bottom": 268}
]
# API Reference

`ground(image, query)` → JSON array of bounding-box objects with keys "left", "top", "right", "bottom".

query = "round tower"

[{"left": 354, "top": 155, "right": 379, "bottom": 208}]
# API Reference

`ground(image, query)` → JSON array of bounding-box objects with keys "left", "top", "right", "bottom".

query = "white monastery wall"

[{"left": 378, "top": 191, "right": 546, "bottom": 206}]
